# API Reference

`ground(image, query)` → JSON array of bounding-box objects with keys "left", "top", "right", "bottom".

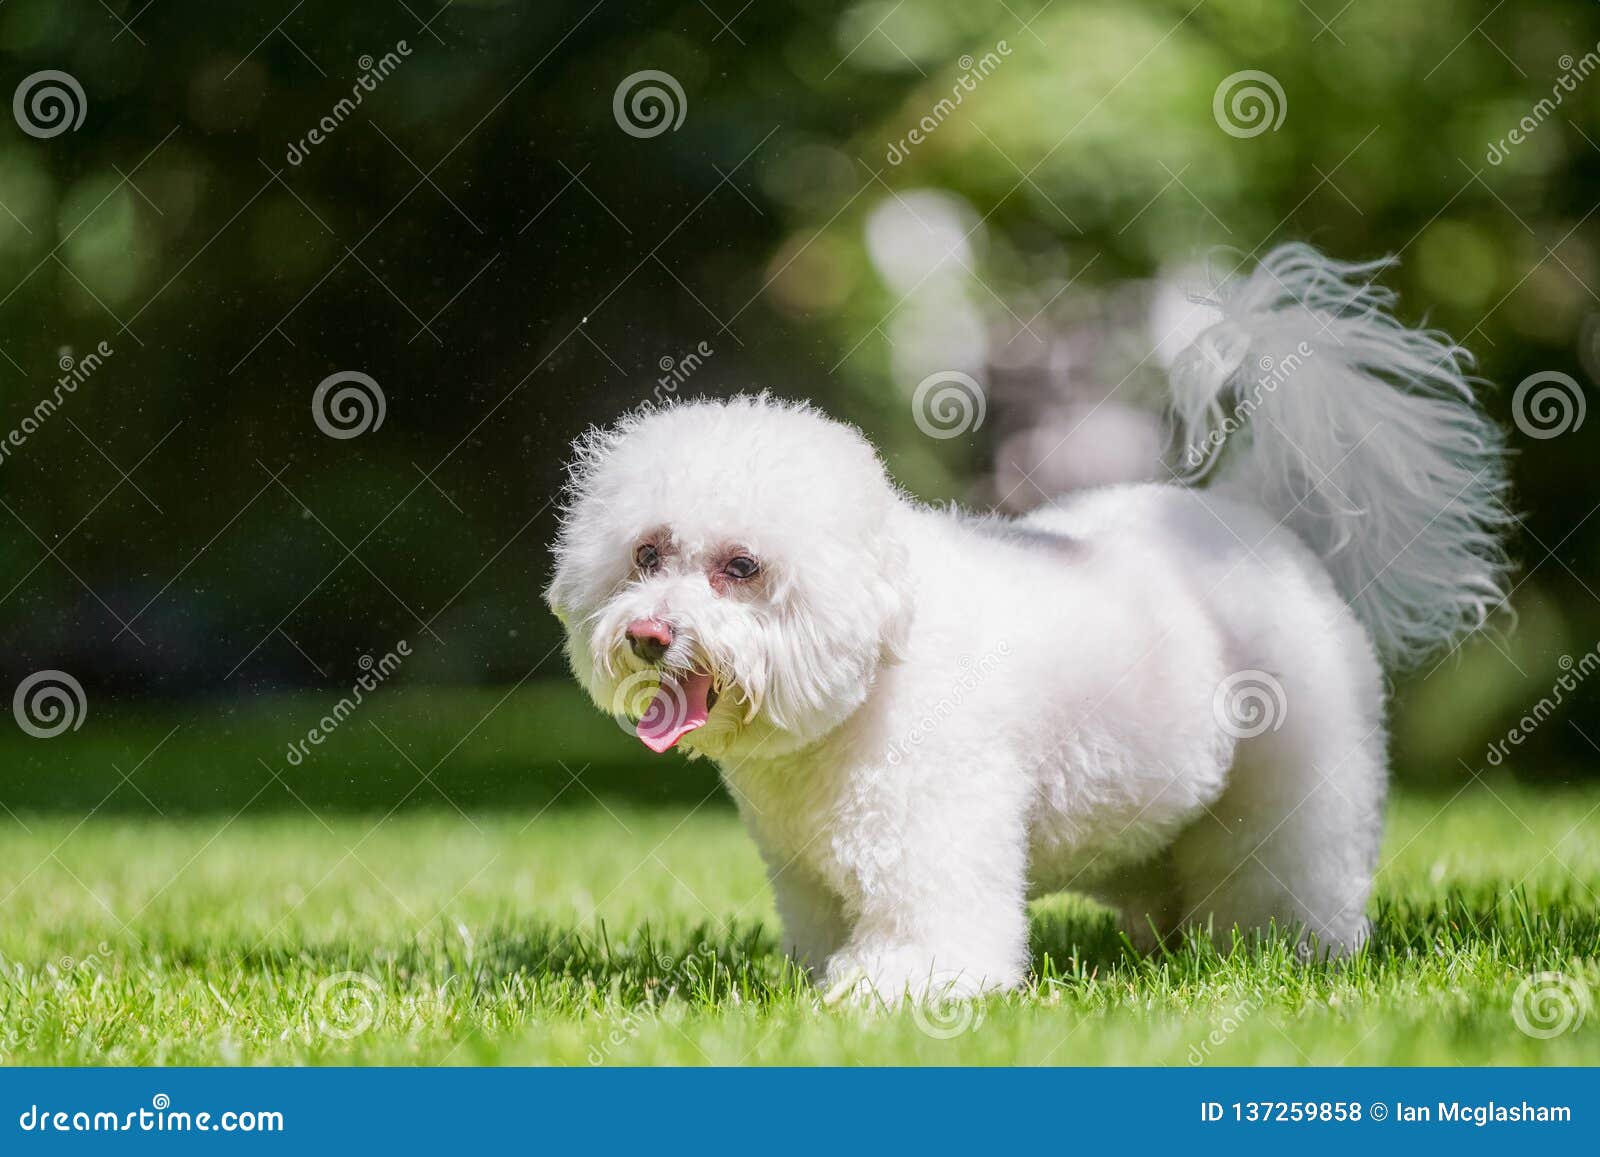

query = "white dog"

[{"left": 545, "top": 244, "right": 1510, "bottom": 1002}]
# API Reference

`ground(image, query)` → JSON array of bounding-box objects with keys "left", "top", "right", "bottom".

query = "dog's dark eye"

[
  {"left": 635, "top": 543, "right": 660, "bottom": 571},
  {"left": 724, "top": 555, "right": 760, "bottom": 580}
]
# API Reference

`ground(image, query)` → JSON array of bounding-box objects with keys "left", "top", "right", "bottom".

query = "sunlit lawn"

[{"left": 0, "top": 690, "right": 1596, "bottom": 1065}]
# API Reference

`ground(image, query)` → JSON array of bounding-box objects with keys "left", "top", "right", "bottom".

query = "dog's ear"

[
  {"left": 543, "top": 420, "right": 629, "bottom": 626},
  {"left": 756, "top": 518, "right": 910, "bottom": 741},
  {"left": 541, "top": 573, "right": 571, "bottom": 626},
  {"left": 543, "top": 519, "right": 585, "bottom": 627}
]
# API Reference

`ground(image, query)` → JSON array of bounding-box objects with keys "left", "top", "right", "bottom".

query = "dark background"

[{"left": 2, "top": 0, "right": 1599, "bottom": 810}]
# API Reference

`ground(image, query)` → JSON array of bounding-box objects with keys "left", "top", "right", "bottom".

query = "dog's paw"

[{"left": 820, "top": 947, "right": 1007, "bottom": 1008}]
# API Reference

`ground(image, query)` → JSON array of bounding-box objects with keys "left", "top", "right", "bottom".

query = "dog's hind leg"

[{"left": 1170, "top": 690, "right": 1386, "bottom": 959}]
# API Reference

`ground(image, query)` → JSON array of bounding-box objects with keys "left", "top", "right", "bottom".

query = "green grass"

[{"left": 1, "top": 690, "right": 1597, "bottom": 1065}]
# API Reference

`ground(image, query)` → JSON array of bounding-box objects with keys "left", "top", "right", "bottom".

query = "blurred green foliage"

[{"left": 1, "top": 0, "right": 1598, "bottom": 787}]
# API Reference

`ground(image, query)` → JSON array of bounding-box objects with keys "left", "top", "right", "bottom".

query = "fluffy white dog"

[{"left": 545, "top": 244, "right": 1510, "bottom": 1002}]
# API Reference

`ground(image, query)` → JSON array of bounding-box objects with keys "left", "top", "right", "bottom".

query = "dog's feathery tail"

[{"left": 1167, "top": 243, "right": 1513, "bottom": 668}]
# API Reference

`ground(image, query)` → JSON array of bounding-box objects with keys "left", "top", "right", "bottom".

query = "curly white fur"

[
  {"left": 1170, "top": 243, "right": 1512, "bottom": 666},
  {"left": 545, "top": 244, "right": 1511, "bottom": 1004}
]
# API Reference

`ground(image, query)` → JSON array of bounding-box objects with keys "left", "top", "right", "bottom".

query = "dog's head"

[{"left": 545, "top": 394, "right": 909, "bottom": 761}]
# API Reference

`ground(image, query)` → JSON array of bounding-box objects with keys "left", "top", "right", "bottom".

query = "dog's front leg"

[
  {"left": 767, "top": 861, "right": 848, "bottom": 979},
  {"left": 820, "top": 783, "right": 1031, "bottom": 1005}
]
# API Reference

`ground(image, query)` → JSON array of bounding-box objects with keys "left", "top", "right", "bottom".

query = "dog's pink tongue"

[{"left": 637, "top": 671, "right": 713, "bottom": 753}]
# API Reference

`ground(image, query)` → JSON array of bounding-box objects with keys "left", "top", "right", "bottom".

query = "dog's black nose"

[{"left": 626, "top": 617, "right": 673, "bottom": 663}]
